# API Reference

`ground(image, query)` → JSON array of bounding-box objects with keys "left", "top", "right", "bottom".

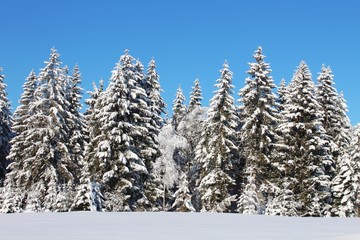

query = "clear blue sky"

[{"left": 1, "top": 0, "right": 359, "bottom": 124}]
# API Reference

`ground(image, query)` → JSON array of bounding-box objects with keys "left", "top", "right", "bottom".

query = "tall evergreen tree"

[
  {"left": 144, "top": 58, "right": 166, "bottom": 127},
  {"left": 237, "top": 47, "right": 280, "bottom": 214},
  {"left": 350, "top": 124, "right": 360, "bottom": 216},
  {"left": 188, "top": 78, "right": 203, "bottom": 112},
  {"left": 2, "top": 49, "right": 80, "bottom": 212},
  {"left": 1, "top": 71, "right": 36, "bottom": 212},
  {"left": 277, "top": 79, "right": 288, "bottom": 113},
  {"left": 0, "top": 68, "right": 12, "bottom": 186},
  {"left": 196, "top": 61, "right": 238, "bottom": 212},
  {"left": 86, "top": 50, "right": 154, "bottom": 211},
  {"left": 317, "top": 65, "right": 351, "bottom": 165},
  {"left": 316, "top": 66, "right": 353, "bottom": 216},
  {"left": 66, "top": 65, "right": 86, "bottom": 168},
  {"left": 172, "top": 86, "right": 186, "bottom": 128},
  {"left": 278, "top": 61, "right": 333, "bottom": 216},
  {"left": 72, "top": 80, "right": 104, "bottom": 211}
]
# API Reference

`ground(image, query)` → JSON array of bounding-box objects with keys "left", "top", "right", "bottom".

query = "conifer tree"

[
  {"left": 196, "top": 61, "right": 238, "bottom": 212},
  {"left": 0, "top": 68, "right": 12, "bottom": 186},
  {"left": 188, "top": 78, "right": 203, "bottom": 112},
  {"left": 67, "top": 65, "right": 86, "bottom": 168},
  {"left": 350, "top": 124, "right": 360, "bottom": 216},
  {"left": 277, "top": 79, "right": 288, "bottom": 113},
  {"left": 72, "top": 80, "right": 104, "bottom": 211},
  {"left": 278, "top": 61, "right": 333, "bottom": 216},
  {"left": 142, "top": 58, "right": 167, "bottom": 211},
  {"left": 316, "top": 66, "right": 353, "bottom": 216},
  {"left": 171, "top": 172, "right": 193, "bottom": 211},
  {"left": 144, "top": 59, "right": 166, "bottom": 124},
  {"left": 86, "top": 50, "right": 154, "bottom": 211},
  {"left": 237, "top": 47, "right": 280, "bottom": 214},
  {"left": 132, "top": 58, "right": 161, "bottom": 211},
  {"left": 2, "top": 49, "right": 80, "bottom": 212},
  {"left": 317, "top": 65, "right": 351, "bottom": 166},
  {"left": 1, "top": 71, "right": 36, "bottom": 211},
  {"left": 172, "top": 86, "right": 186, "bottom": 128}
]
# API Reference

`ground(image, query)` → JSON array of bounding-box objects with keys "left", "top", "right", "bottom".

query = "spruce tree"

[
  {"left": 67, "top": 65, "right": 86, "bottom": 168},
  {"left": 87, "top": 50, "right": 154, "bottom": 211},
  {"left": 277, "top": 79, "right": 288, "bottom": 113},
  {"left": 188, "top": 78, "right": 203, "bottom": 112},
  {"left": 172, "top": 86, "right": 186, "bottom": 128},
  {"left": 350, "top": 124, "right": 360, "bottom": 216},
  {"left": 144, "top": 58, "right": 166, "bottom": 127},
  {"left": 0, "top": 68, "right": 12, "bottom": 186},
  {"left": 316, "top": 66, "right": 353, "bottom": 216},
  {"left": 72, "top": 80, "right": 105, "bottom": 211},
  {"left": 196, "top": 61, "right": 238, "bottom": 212},
  {"left": 171, "top": 172, "right": 193, "bottom": 211},
  {"left": 1, "top": 71, "right": 36, "bottom": 212},
  {"left": 317, "top": 65, "right": 351, "bottom": 165},
  {"left": 278, "top": 61, "right": 333, "bottom": 216},
  {"left": 2, "top": 49, "right": 80, "bottom": 212},
  {"left": 237, "top": 47, "right": 280, "bottom": 214}
]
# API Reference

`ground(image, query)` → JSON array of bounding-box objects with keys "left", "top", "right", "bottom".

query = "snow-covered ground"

[{"left": 1, "top": 212, "right": 360, "bottom": 240}]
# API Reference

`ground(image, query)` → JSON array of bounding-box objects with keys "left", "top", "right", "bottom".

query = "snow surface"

[{"left": 1, "top": 212, "right": 360, "bottom": 240}]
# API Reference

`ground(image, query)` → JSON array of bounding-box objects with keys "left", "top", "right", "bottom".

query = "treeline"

[{"left": 0, "top": 47, "right": 359, "bottom": 217}]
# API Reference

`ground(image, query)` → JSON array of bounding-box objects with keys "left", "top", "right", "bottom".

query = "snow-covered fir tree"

[
  {"left": 86, "top": 50, "right": 156, "bottom": 211},
  {"left": 2, "top": 49, "right": 80, "bottom": 213},
  {"left": 316, "top": 66, "right": 353, "bottom": 216},
  {"left": 144, "top": 58, "right": 166, "bottom": 127},
  {"left": 72, "top": 80, "right": 105, "bottom": 211},
  {"left": 350, "top": 124, "right": 360, "bottom": 216},
  {"left": 66, "top": 65, "right": 86, "bottom": 169},
  {"left": 0, "top": 68, "right": 12, "bottom": 187},
  {"left": 196, "top": 61, "right": 239, "bottom": 212},
  {"left": 1, "top": 71, "right": 36, "bottom": 211},
  {"left": 317, "top": 65, "right": 351, "bottom": 166},
  {"left": 331, "top": 152, "right": 355, "bottom": 217},
  {"left": 171, "top": 171, "right": 194, "bottom": 212},
  {"left": 132, "top": 58, "right": 161, "bottom": 211},
  {"left": 237, "top": 47, "right": 281, "bottom": 214},
  {"left": 278, "top": 61, "right": 333, "bottom": 216},
  {"left": 277, "top": 79, "right": 288, "bottom": 113},
  {"left": 172, "top": 86, "right": 186, "bottom": 128},
  {"left": 188, "top": 78, "right": 203, "bottom": 112}
]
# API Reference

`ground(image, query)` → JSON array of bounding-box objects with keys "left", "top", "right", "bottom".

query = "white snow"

[{"left": 1, "top": 212, "right": 360, "bottom": 240}]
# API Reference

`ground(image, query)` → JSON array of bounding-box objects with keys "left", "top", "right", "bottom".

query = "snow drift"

[{"left": 1, "top": 212, "right": 360, "bottom": 240}]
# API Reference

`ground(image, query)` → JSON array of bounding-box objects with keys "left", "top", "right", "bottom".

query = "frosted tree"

[
  {"left": 331, "top": 152, "right": 355, "bottom": 217},
  {"left": 172, "top": 172, "right": 194, "bottom": 211},
  {"left": 188, "top": 78, "right": 203, "bottom": 112},
  {"left": 1, "top": 71, "right": 36, "bottom": 212},
  {"left": 317, "top": 65, "right": 351, "bottom": 166},
  {"left": 86, "top": 50, "right": 155, "bottom": 211},
  {"left": 278, "top": 61, "right": 333, "bottom": 216},
  {"left": 144, "top": 58, "right": 166, "bottom": 127},
  {"left": 316, "top": 66, "right": 353, "bottom": 216},
  {"left": 237, "top": 168, "right": 260, "bottom": 214},
  {"left": 350, "top": 124, "right": 360, "bottom": 216},
  {"left": 237, "top": 47, "right": 281, "bottom": 214},
  {"left": 277, "top": 79, "right": 288, "bottom": 113},
  {"left": 196, "top": 61, "right": 238, "bottom": 212},
  {"left": 72, "top": 80, "right": 104, "bottom": 211},
  {"left": 172, "top": 86, "right": 186, "bottom": 128},
  {"left": 2, "top": 49, "right": 80, "bottom": 212},
  {"left": 67, "top": 65, "right": 86, "bottom": 168},
  {"left": 0, "top": 68, "right": 12, "bottom": 186},
  {"left": 132, "top": 58, "right": 160, "bottom": 211}
]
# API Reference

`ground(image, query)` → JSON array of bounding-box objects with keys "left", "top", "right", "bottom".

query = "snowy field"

[{"left": 1, "top": 212, "right": 360, "bottom": 240}]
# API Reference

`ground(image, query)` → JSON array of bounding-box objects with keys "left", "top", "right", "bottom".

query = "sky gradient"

[{"left": 1, "top": 0, "right": 359, "bottom": 124}]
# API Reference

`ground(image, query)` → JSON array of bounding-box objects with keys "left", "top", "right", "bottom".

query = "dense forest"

[{"left": 0, "top": 47, "right": 359, "bottom": 217}]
